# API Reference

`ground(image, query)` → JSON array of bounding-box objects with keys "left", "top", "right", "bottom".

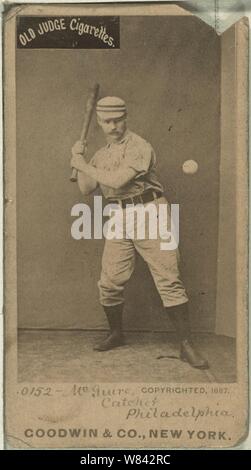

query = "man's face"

[{"left": 97, "top": 114, "right": 127, "bottom": 143}]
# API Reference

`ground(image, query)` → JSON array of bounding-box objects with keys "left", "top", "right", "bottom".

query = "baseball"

[{"left": 182, "top": 159, "right": 199, "bottom": 174}]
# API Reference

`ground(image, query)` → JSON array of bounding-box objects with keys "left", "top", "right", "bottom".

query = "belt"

[{"left": 108, "top": 190, "right": 163, "bottom": 209}]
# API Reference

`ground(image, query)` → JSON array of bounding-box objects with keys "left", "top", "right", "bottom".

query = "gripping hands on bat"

[
  {"left": 71, "top": 140, "right": 88, "bottom": 173},
  {"left": 70, "top": 83, "right": 99, "bottom": 182}
]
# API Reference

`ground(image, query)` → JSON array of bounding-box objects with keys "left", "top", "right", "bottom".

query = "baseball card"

[{"left": 3, "top": 1, "right": 249, "bottom": 449}]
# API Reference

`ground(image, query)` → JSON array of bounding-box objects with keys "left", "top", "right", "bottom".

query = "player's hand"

[
  {"left": 71, "top": 140, "right": 88, "bottom": 171},
  {"left": 71, "top": 140, "right": 87, "bottom": 157},
  {"left": 71, "top": 153, "right": 87, "bottom": 172}
]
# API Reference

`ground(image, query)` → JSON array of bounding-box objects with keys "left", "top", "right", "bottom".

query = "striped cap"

[{"left": 96, "top": 96, "right": 126, "bottom": 119}]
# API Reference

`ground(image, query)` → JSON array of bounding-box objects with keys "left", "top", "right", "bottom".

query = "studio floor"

[{"left": 18, "top": 330, "right": 236, "bottom": 383}]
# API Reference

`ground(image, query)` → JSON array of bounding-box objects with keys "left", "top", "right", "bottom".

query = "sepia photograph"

[{"left": 4, "top": 2, "right": 248, "bottom": 449}]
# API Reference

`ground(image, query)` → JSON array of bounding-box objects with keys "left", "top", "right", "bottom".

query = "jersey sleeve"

[
  {"left": 88, "top": 147, "right": 104, "bottom": 168},
  {"left": 124, "top": 138, "right": 155, "bottom": 178},
  {"left": 88, "top": 153, "right": 98, "bottom": 168}
]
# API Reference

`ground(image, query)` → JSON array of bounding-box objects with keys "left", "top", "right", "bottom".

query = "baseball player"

[{"left": 71, "top": 96, "right": 209, "bottom": 370}]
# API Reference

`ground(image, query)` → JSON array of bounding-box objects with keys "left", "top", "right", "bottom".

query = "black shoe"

[
  {"left": 93, "top": 304, "right": 124, "bottom": 351},
  {"left": 93, "top": 332, "right": 125, "bottom": 351},
  {"left": 180, "top": 339, "right": 209, "bottom": 370},
  {"left": 166, "top": 303, "right": 209, "bottom": 369}
]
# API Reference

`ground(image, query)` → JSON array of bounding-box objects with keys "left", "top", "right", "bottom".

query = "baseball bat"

[{"left": 70, "top": 83, "right": 100, "bottom": 182}]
